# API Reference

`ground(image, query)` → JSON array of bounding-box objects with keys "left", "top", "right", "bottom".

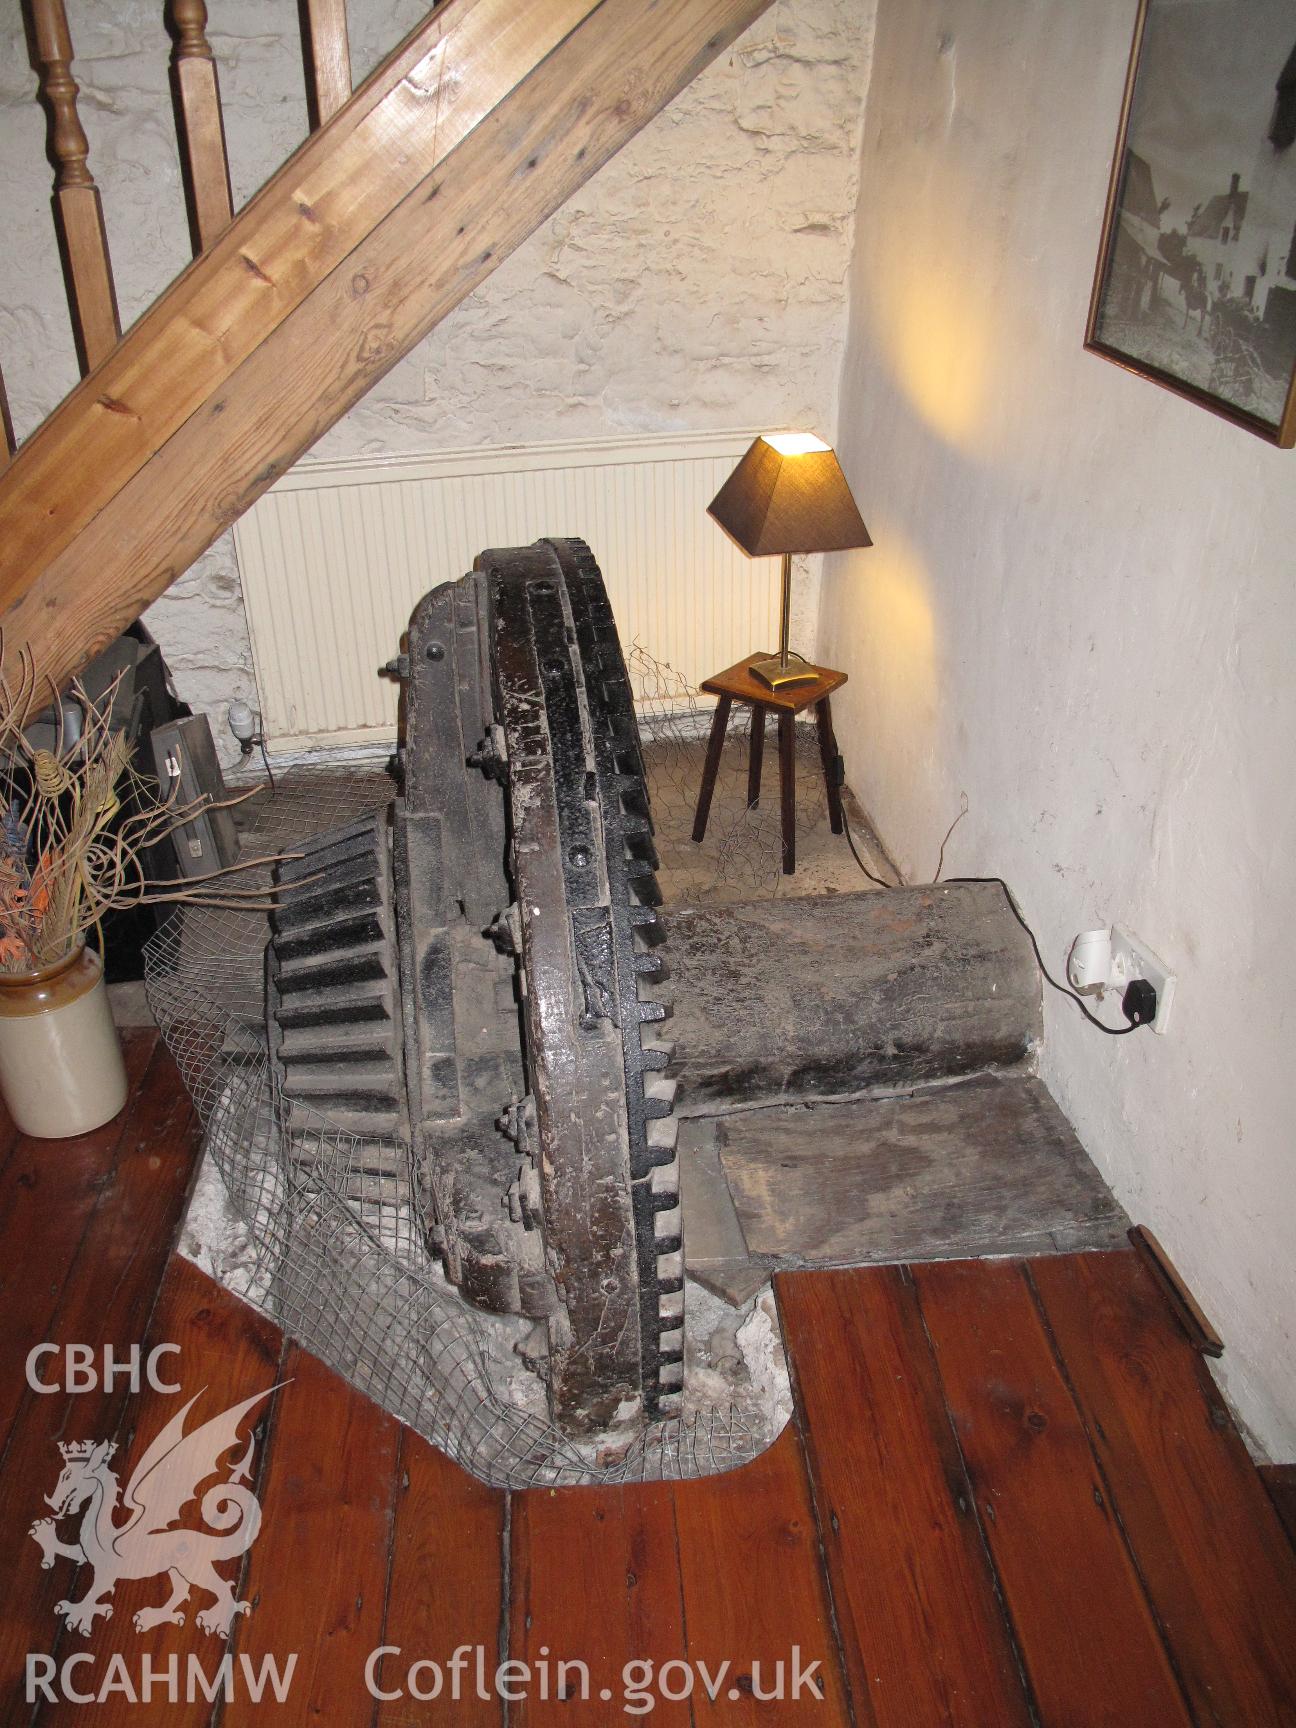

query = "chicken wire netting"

[{"left": 144, "top": 760, "right": 790, "bottom": 1490}]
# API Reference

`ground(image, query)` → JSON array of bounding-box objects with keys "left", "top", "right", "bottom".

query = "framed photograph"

[{"left": 1087, "top": 0, "right": 1296, "bottom": 447}]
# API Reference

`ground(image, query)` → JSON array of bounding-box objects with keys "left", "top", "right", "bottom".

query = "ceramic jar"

[{"left": 0, "top": 941, "right": 128, "bottom": 1137}]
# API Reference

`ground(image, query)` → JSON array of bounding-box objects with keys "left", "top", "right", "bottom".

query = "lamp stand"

[{"left": 750, "top": 552, "right": 817, "bottom": 691}]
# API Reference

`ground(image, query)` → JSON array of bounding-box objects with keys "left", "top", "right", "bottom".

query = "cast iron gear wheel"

[
  {"left": 484, "top": 538, "right": 683, "bottom": 1426},
  {"left": 265, "top": 814, "right": 410, "bottom": 1207}
]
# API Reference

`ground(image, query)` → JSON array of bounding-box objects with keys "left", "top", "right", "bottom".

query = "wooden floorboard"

[
  {"left": 777, "top": 1266, "right": 1034, "bottom": 1727},
  {"left": 219, "top": 1344, "right": 402, "bottom": 1727},
  {"left": 374, "top": 1426, "right": 506, "bottom": 1728},
  {"left": 0, "top": 1031, "right": 156, "bottom": 1454},
  {"left": 2, "top": 1046, "right": 1294, "bottom": 1728},
  {"left": 671, "top": 1426, "right": 852, "bottom": 1724},
  {"left": 0, "top": 1093, "right": 19, "bottom": 1181},
  {"left": 0, "top": 1042, "right": 199, "bottom": 1727},
  {"left": 915, "top": 1257, "right": 1196, "bottom": 1727},
  {"left": 1031, "top": 1251, "right": 1296, "bottom": 1726},
  {"left": 510, "top": 1480, "right": 690, "bottom": 1724},
  {"left": 1262, "top": 1465, "right": 1296, "bottom": 1552},
  {"left": 31, "top": 1257, "right": 284, "bottom": 1728}
]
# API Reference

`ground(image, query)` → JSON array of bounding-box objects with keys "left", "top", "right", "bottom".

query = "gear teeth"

[
  {"left": 657, "top": 1248, "right": 684, "bottom": 1285},
  {"left": 650, "top": 1158, "right": 678, "bottom": 1193},
  {"left": 647, "top": 1114, "right": 679, "bottom": 1152},
  {"left": 643, "top": 1076, "right": 677, "bottom": 1119},
  {"left": 654, "top": 1198, "right": 682, "bottom": 1241},
  {"left": 625, "top": 860, "right": 663, "bottom": 905},
  {"left": 627, "top": 835, "right": 661, "bottom": 870},
  {"left": 629, "top": 907, "right": 665, "bottom": 948},
  {"left": 614, "top": 774, "right": 651, "bottom": 814},
  {"left": 549, "top": 538, "right": 684, "bottom": 1423},
  {"left": 269, "top": 814, "right": 405, "bottom": 1157}
]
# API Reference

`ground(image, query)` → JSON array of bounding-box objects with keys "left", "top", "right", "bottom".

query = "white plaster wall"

[
  {"left": 0, "top": 0, "right": 873, "bottom": 761},
  {"left": 820, "top": 0, "right": 1296, "bottom": 1457}
]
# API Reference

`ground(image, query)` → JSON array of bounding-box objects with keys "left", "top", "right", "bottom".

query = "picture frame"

[{"left": 1086, "top": 0, "right": 1296, "bottom": 448}]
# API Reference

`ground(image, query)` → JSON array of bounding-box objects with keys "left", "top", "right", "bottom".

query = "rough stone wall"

[{"left": 0, "top": 0, "right": 873, "bottom": 762}]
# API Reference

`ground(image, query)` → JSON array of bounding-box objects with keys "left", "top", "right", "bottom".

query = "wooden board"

[
  {"left": 0, "top": 0, "right": 602, "bottom": 605},
  {"left": 0, "top": 1029, "right": 155, "bottom": 1451},
  {"left": 0, "top": 1045, "right": 201, "bottom": 1722},
  {"left": 672, "top": 1427, "right": 852, "bottom": 1724},
  {"left": 1262, "top": 1465, "right": 1296, "bottom": 1552},
  {"left": 700, "top": 654, "right": 847, "bottom": 715},
  {"left": 301, "top": 0, "right": 353, "bottom": 129},
  {"left": 777, "top": 1267, "right": 1034, "bottom": 1728},
  {"left": 0, "top": 0, "right": 774, "bottom": 694},
  {"left": 667, "top": 883, "right": 1041, "bottom": 1112},
  {"left": 1031, "top": 1252, "right": 1296, "bottom": 1725},
  {"left": 220, "top": 1345, "right": 402, "bottom": 1725},
  {"left": 2, "top": 1038, "right": 1294, "bottom": 1726},
  {"left": 678, "top": 1118, "right": 771, "bottom": 1306},
  {"left": 375, "top": 1427, "right": 506, "bottom": 1728},
  {"left": 914, "top": 1257, "right": 1195, "bottom": 1727},
  {"left": 510, "top": 1481, "right": 690, "bottom": 1724},
  {"left": 720, "top": 1073, "right": 1127, "bottom": 1266},
  {"left": 34, "top": 1258, "right": 285, "bottom": 1728}
]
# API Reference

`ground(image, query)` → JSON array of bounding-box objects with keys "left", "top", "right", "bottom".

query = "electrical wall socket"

[{"left": 1110, "top": 925, "right": 1176, "bottom": 1035}]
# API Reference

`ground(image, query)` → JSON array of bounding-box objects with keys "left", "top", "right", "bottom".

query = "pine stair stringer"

[{"left": 0, "top": 0, "right": 773, "bottom": 691}]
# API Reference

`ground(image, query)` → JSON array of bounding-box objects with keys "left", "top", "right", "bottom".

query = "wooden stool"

[{"left": 691, "top": 655, "right": 848, "bottom": 874}]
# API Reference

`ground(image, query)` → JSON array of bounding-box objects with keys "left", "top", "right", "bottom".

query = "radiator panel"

[{"left": 234, "top": 431, "right": 782, "bottom": 752}]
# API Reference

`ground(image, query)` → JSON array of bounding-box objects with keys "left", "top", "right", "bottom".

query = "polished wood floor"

[{"left": 1, "top": 1032, "right": 1294, "bottom": 1725}]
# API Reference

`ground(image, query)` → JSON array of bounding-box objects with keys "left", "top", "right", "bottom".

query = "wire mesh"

[{"left": 145, "top": 766, "right": 784, "bottom": 1488}]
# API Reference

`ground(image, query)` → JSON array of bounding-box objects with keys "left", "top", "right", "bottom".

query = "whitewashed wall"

[
  {"left": 0, "top": 0, "right": 874, "bottom": 762},
  {"left": 821, "top": 0, "right": 1296, "bottom": 1459}
]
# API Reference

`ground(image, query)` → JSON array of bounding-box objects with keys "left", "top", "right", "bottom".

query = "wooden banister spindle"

[
  {"left": 169, "top": 0, "right": 233, "bottom": 255},
  {"left": 300, "top": 0, "right": 352, "bottom": 131},
  {"left": 30, "top": 0, "right": 121, "bottom": 374}
]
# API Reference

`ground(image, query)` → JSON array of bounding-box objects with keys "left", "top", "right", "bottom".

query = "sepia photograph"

[{"left": 1088, "top": 0, "right": 1296, "bottom": 444}]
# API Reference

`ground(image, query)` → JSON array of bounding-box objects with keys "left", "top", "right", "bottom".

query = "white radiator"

[{"left": 233, "top": 430, "right": 781, "bottom": 754}]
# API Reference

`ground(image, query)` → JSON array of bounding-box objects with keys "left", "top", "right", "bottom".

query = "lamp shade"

[{"left": 706, "top": 432, "right": 871, "bottom": 557}]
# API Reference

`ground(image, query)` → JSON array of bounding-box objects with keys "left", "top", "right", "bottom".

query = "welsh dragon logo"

[{"left": 29, "top": 1385, "right": 280, "bottom": 1638}]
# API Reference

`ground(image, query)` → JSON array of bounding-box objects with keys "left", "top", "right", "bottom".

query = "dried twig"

[{"left": 0, "top": 640, "right": 300, "bottom": 972}]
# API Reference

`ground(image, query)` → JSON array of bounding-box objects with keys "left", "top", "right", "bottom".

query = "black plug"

[{"left": 1122, "top": 978, "right": 1158, "bottom": 1028}]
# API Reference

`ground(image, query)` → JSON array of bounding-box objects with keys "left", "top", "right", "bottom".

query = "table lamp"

[{"left": 706, "top": 432, "right": 870, "bottom": 690}]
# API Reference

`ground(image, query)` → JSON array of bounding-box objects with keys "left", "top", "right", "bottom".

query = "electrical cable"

[
  {"left": 258, "top": 738, "right": 277, "bottom": 793},
  {"left": 838, "top": 809, "right": 1149, "bottom": 1036},
  {"left": 945, "top": 876, "right": 1145, "bottom": 1035},
  {"left": 841, "top": 811, "right": 893, "bottom": 888}
]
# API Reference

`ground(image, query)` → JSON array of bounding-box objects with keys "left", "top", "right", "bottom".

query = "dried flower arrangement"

[{"left": 0, "top": 648, "right": 282, "bottom": 974}]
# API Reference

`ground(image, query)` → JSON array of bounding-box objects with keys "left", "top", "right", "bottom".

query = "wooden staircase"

[{"left": 0, "top": 0, "right": 773, "bottom": 693}]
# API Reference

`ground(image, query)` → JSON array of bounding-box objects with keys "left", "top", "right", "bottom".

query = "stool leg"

[
  {"left": 692, "top": 694, "right": 732, "bottom": 843},
  {"left": 816, "top": 696, "right": 844, "bottom": 835},
  {"left": 778, "top": 710, "right": 796, "bottom": 874},
  {"left": 747, "top": 704, "right": 765, "bottom": 809}
]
